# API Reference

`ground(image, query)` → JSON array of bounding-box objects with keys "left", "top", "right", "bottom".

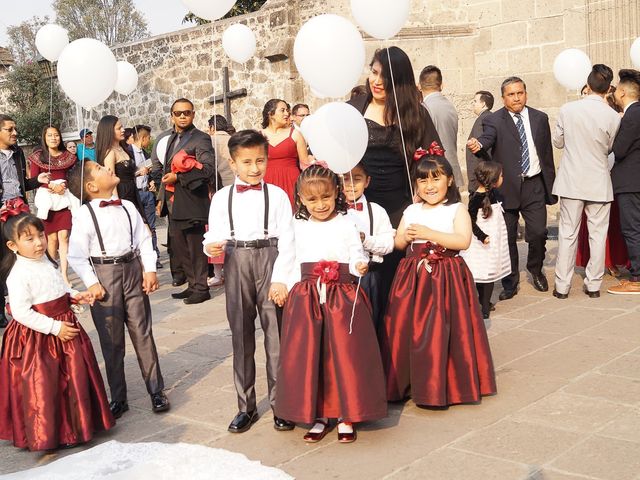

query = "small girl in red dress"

[
  {"left": 381, "top": 147, "right": 497, "bottom": 407},
  {"left": 0, "top": 202, "right": 114, "bottom": 451},
  {"left": 270, "top": 165, "right": 387, "bottom": 444}
]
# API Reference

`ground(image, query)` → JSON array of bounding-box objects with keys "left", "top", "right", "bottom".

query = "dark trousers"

[
  {"left": 224, "top": 245, "right": 281, "bottom": 413},
  {"left": 361, "top": 266, "right": 384, "bottom": 332},
  {"left": 166, "top": 219, "right": 185, "bottom": 281},
  {"left": 170, "top": 222, "right": 208, "bottom": 294},
  {"left": 616, "top": 192, "right": 640, "bottom": 278},
  {"left": 476, "top": 282, "right": 494, "bottom": 317},
  {"left": 139, "top": 190, "right": 159, "bottom": 256},
  {"left": 502, "top": 175, "right": 548, "bottom": 292},
  {"left": 90, "top": 259, "right": 164, "bottom": 402}
]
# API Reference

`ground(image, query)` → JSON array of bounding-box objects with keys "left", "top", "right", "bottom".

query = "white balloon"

[
  {"left": 350, "top": 0, "right": 410, "bottom": 40},
  {"left": 222, "top": 24, "right": 256, "bottom": 64},
  {"left": 114, "top": 61, "right": 139, "bottom": 95},
  {"left": 57, "top": 38, "right": 117, "bottom": 109},
  {"left": 182, "top": 0, "right": 236, "bottom": 21},
  {"left": 553, "top": 48, "right": 592, "bottom": 90},
  {"left": 155, "top": 135, "right": 170, "bottom": 166},
  {"left": 294, "top": 15, "right": 365, "bottom": 98},
  {"left": 631, "top": 37, "right": 640, "bottom": 68},
  {"left": 35, "top": 24, "right": 69, "bottom": 62},
  {"left": 304, "top": 102, "right": 368, "bottom": 174}
]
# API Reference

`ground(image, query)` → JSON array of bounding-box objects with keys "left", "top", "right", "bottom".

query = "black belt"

[
  {"left": 521, "top": 173, "right": 541, "bottom": 182},
  {"left": 228, "top": 238, "right": 278, "bottom": 249},
  {"left": 90, "top": 250, "right": 139, "bottom": 265}
]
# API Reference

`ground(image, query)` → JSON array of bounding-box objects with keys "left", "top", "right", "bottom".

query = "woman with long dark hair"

[
  {"left": 28, "top": 125, "right": 77, "bottom": 286},
  {"left": 347, "top": 46, "right": 441, "bottom": 326},
  {"left": 260, "top": 98, "right": 309, "bottom": 206},
  {"left": 95, "top": 115, "right": 145, "bottom": 218}
]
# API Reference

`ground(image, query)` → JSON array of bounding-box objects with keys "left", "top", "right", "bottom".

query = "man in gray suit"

[
  {"left": 466, "top": 91, "right": 494, "bottom": 192},
  {"left": 552, "top": 64, "right": 621, "bottom": 298},
  {"left": 420, "top": 65, "right": 463, "bottom": 185}
]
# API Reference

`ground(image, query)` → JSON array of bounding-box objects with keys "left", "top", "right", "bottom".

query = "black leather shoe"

[
  {"left": 109, "top": 400, "right": 129, "bottom": 419},
  {"left": 583, "top": 287, "right": 600, "bottom": 298},
  {"left": 172, "top": 277, "right": 187, "bottom": 287},
  {"left": 171, "top": 288, "right": 192, "bottom": 299},
  {"left": 552, "top": 289, "right": 569, "bottom": 299},
  {"left": 531, "top": 272, "right": 549, "bottom": 292},
  {"left": 151, "top": 392, "right": 170, "bottom": 413},
  {"left": 499, "top": 289, "right": 518, "bottom": 301},
  {"left": 274, "top": 417, "right": 295, "bottom": 431},
  {"left": 156, "top": 260, "right": 164, "bottom": 269},
  {"left": 0, "top": 313, "right": 8, "bottom": 328},
  {"left": 228, "top": 411, "right": 258, "bottom": 433},
  {"left": 184, "top": 292, "right": 211, "bottom": 305}
]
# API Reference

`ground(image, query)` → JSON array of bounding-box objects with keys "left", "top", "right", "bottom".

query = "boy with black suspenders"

[
  {"left": 67, "top": 161, "right": 169, "bottom": 420},
  {"left": 343, "top": 163, "right": 395, "bottom": 331},
  {"left": 203, "top": 130, "right": 295, "bottom": 434}
]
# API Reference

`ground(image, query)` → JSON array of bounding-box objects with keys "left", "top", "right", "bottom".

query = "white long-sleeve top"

[
  {"left": 68, "top": 197, "right": 156, "bottom": 288},
  {"left": 271, "top": 214, "right": 369, "bottom": 289},
  {"left": 345, "top": 195, "right": 395, "bottom": 263},
  {"left": 6, "top": 255, "right": 77, "bottom": 336}
]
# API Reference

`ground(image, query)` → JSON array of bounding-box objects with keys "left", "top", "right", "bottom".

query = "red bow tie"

[
  {"left": 236, "top": 184, "right": 262, "bottom": 193},
  {"left": 99, "top": 199, "right": 122, "bottom": 208},
  {"left": 347, "top": 202, "right": 363, "bottom": 211}
]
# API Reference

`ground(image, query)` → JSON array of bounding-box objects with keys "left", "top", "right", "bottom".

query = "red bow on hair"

[
  {"left": 413, "top": 148, "right": 427, "bottom": 162},
  {"left": 0, "top": 198, "right": 30, "bottom": 223},
  {"left": 312, "top": 260, "right": 340, "bottom": 284},
  {"left": 427, "top": 141, "right": 445, "bottom": 157}
]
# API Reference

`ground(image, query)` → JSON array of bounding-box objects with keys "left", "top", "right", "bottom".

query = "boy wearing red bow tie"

[
  {"left": 203, "top": 130, "right": 294, "bottom": 434},
  {"left": 342, "top": 162, "right": 394, "bottom": 330},
  {"left": 67, "top": 160, "right": 169, "bottom": 419}
]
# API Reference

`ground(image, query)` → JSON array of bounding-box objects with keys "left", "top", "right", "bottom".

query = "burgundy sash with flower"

[
  {"left": 408, "top": 241, "right": 459, "bottom": 273},
  {"left": 312, "top": 260, "right": 340, "bottom": 304}
]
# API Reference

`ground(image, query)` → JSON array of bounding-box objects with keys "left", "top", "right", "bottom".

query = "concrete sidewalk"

[{"left": 2, "top": 237, "right": 640, "bottom": 479}]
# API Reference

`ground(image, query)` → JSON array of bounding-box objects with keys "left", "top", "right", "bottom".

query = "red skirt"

[
  {"left": 43, "top": 208, "right": 72, "bottom": 236},
  {"left": 0, "top": 295, "right": 114, "bottom": 451},
  {"left": 381, "top": 245, "right": 497, "bottom": 406},
  {"left": 576, "top": 200, "right": 629, "bottom": 269},
  {"left": 264, "top": 158, "right": 300, "bottom": 208},
  {"left": 274, "top": 263, "right": 387, "bottom": 423}
]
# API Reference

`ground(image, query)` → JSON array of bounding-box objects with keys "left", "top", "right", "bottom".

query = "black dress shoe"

[
  {"left": 499, "top": 289, "right": 518, "bottom": 301},
  {"left": 552, "top": 289, "right": 569, "bottom": 299},
  {"left": 228, "top": 411, "right": 258, "bottom": 433},
  {"left": 151, "top": 392, "right": 170, "bottom": 413},
  {"left": 0, "top": 313, "right": 8, "bottom": 328},
  {"left": 109, "top": 400, "right": 129, "bottom": 419},
  {"left": 172, "top": 277, "right": 187, "bottom": 287},
  {"left": 531, "top": 272, "right": 549, "bottom": 292},
  {"left": 171, "top": 288, "right": 193, "bottom": 299},
  {"left": 156, "top": 260, "right": 164, "bottom": 269},
  {"left": 583, "top": 287, "right": 600, "bottom": 298},
  {"left": 274, "top": 417, "right": 295, "bottom": 431},
  {"left": 184, "top": 292, "right": 211, "bottom": 305}
]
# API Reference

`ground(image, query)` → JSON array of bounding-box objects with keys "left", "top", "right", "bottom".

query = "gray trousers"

[
  {"left": 91, "top": 259, "right": 164, "bottom": 402},
  {"left": 224, "top": 245, "right": 281, "bottom": 413},
  {"left": 554, "top": 197, "right": 611, "bottom": 294}
]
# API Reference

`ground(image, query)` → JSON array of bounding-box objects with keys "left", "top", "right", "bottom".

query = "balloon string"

[
  {"left": 48, "top": 74, "right": 53, "bottom": 173},
  {"left": 345, "top": 172, "right": 362, "bottom": 335},
  {"left": 385, "top": 45, "right": 414, "bottom": 200},
  {"left": 212, "top": 24, "right": 219, "bottom": 193},
  {"left": 79, "top": 107, "right": 87, "bottom": 204}
]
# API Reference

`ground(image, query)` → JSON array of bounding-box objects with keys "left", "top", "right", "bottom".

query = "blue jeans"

[{"left": 139, "top": 189, "right": 159, "bottom": 255}]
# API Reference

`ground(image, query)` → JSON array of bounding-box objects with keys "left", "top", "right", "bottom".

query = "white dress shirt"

[
  {"left": 132, "top": 145, "right": 149, "bottom": 190},
  {"left": 509, "top": 107, "right": 541, "bottom": 177},
  {"left": 345, "top": 195, "right": 395, "bottom": 263},
  {"left": 68, "top": 197, "right": 156, "bottom": 288},
  {"left": 6, "top": 255, "right": 78, "bottom": 336},
  {"left": 271, "top": 214, "right": 369, "bottom": 289}
]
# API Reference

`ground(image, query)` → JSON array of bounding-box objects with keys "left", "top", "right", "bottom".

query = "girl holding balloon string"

[{"left": 270, "top": 165, "right": 387, "bottom": 444}]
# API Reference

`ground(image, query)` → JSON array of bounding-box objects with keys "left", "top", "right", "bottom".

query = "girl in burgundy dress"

[
  {"left": 270, "top": 165, "right": 387, "bottom": 444},
  {"left": 381, "top": 148, "right": 497, "bottom": 407},
  {"left": 0, "top": 203, "right": 114, "bottom": 451}
]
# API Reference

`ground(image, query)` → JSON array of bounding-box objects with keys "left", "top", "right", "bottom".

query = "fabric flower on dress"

[
  {"left": 417, "top": 241, "right": 448, "bottom": 273},
  {"left": 312, "top": 260, "right": 340, "bottom": 304}
]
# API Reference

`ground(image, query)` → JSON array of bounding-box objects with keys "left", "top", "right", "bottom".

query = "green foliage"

[
  {"left": 5, "top": 62, "right": 63, "bottom": 145},
  {"left": 182, "top": 0, "right": 267, "bottom": 25},
  {"left": 5, "top": 15, "right": 50, "bottom": 65}
]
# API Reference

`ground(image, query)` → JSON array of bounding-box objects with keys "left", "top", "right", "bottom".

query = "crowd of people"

[{"left": 0, "top": 44, "right": 639, "bottom": 451}]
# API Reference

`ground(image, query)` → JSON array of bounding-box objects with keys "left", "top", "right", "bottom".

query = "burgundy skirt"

[
  {"left": 0, "top": 295, "right": 114, "bottom": 451},
  {"left": 275, "top": 263, "right": 387, "bottom": 423},
  {"left": 576, "top": 200, "right": 629, "bottom": 269},
  {"left": 380, "top": 244, "right": 497, "bottom": 406},
  {"left": 43, "top": 208, "right": 72, "bottom": 236}
]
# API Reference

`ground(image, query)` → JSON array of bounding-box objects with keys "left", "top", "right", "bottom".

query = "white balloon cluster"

[
  {"left": 553, "top": 49, "right": 592, "bottom": 90},
  {"left": 222, "top": 24, "right": 257, "bottom": 64}
]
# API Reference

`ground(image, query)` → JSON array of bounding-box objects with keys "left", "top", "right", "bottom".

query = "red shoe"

[
  {"left": 303, "top": 419, "right": 329, "bottom": 443},
  {"left": 337, "top": 422, "right": 356, "bottom": 443}
]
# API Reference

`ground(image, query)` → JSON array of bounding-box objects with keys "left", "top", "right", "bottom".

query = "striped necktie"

[{"left": 514, "top": 113, "right": 530, "bottom": 175}]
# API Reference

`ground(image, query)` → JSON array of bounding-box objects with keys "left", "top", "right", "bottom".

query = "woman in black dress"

[{"left": 348, "top": 46, "right": 441, "bottom": 325}]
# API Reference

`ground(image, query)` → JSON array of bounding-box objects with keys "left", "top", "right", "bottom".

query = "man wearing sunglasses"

[{"left": 156, "top": 99, "right": 216, "bottom": 305}]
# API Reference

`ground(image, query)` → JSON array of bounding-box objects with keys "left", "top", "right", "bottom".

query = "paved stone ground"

[{"left": 2, "top": 230, "right": 640, "bottom": 479}]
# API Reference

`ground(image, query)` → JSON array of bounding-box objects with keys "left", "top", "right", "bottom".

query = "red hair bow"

[
  {"left": 427, "top": 141, "right": 445, "bottom": 157},
  {"left": 413, "top": 148, "right": 427, "bottom": 162},
  {"left": 0, "top": 198, "right": 30, "bottom": 223}
]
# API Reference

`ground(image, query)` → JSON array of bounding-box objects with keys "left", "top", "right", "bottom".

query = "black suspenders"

[
  {"left": 86, "top": 202, "right": 134, "bottom": 255},
  {"left": 366, "top": 201, "right": 374, "bottom": 260},
  {"left": 228, "top": 184, "right": 269, "bottom": 240}
]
